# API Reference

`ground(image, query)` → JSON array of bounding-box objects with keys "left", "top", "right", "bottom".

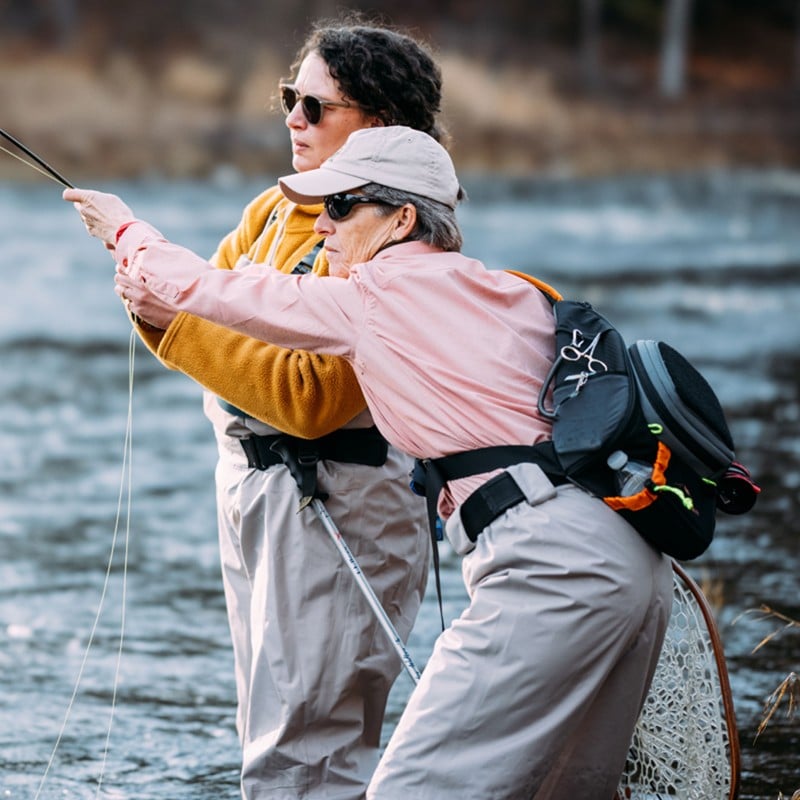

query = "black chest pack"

[{"left": 413, "top": 272, "right": 760, "bottom": 562}]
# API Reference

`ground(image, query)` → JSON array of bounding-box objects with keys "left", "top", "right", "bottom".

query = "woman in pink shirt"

[{"left": 67, "top": 126, "right": 672, "bottom": 800}]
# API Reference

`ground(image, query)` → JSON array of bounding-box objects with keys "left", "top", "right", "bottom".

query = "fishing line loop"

[{"left": 34, "top": 329, "right": 136, "bottom": 799}]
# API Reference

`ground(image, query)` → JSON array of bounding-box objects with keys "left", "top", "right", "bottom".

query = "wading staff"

[
  {"left": 0, "top": 128, "right": 74, "bottom": 188},
  {"left": 311, "top": 498, "right": 421, "bottom": 686},
  {"left": 267, "top": 436, "right": 422, "bottom": 686}
]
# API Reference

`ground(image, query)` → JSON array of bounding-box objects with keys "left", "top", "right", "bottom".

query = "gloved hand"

[
  {"left": 115, "top": 264, "right": 177, "bottom": 331},
  {"left": 63, "top": 188, "right": 135, "bottom": 249}
]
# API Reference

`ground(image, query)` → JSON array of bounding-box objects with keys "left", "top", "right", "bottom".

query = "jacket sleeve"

[
  {"left": 129, "top": 188, "right": 368, "bottom": 438},
  {"left": 154, "top": 312, "right": 366, "bottom": 437}
]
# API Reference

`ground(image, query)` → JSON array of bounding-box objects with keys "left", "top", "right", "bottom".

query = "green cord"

[{"left": 653, "top": 483, "right": 695, "bottom": 511}]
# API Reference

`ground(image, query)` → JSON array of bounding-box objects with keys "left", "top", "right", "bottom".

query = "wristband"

[{"left": 115, "top": 221, "right": 136, "bottom": 243}]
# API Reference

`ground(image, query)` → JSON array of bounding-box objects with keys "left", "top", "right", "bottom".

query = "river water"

[{"left": 0, "top": 170, "right": 798, "bottom": 798}]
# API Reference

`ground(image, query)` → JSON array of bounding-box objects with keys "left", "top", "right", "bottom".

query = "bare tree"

[{"left": 659, "top": 0, "right": 693, "bottom": 98}]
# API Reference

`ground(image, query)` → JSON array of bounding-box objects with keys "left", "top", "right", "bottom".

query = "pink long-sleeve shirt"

[{"left": 117, "top": 223, "right": 556, "bottom": 516}]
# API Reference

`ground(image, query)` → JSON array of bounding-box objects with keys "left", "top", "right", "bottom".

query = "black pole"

[{"left": 0, "top": 128, "right": 74, "bottom": 189}]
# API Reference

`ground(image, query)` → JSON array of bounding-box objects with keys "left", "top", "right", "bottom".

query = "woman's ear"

[{"left": 392, "top": 204, "right": 417, "bottom": 240}]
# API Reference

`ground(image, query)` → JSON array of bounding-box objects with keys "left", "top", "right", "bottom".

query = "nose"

[
  {"left": 285, "top": 101, "right": 306, "bottom": 130},
  {"left": 314, "top": 210, "right": 333, "bottom": 236}
]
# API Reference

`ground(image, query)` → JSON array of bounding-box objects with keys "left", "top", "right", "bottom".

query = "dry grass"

[
  {"left": 747, "top": 605, "right": 800, "bottom": 655},
  {"left": 735, "top": 605, "right": 799, "bottom": 774},
  {"left": 758, "top": 670, "right": 798, "bottom": 739},
  {"left": 738, "top": 605, "right": 800, "bottom": 800}
]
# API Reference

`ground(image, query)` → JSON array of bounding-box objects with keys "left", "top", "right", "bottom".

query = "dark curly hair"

[{"left": 291, "top": 20, "right": 445, "bottom": 143}]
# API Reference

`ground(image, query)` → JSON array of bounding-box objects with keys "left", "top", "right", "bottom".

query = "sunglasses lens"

[
  {"left": 325, "top": 195, "right": 391, "bottom": 220},
  {"left": 280, "top": 85, "right": 328, "bottom": 125},
  {"left": 280, "top": 85, "right": 296, "bottom": 114},
  {"left": 301, "top": 95, "right": 323, "bottom": 125},
  {"left": 325, "top": 194, "right": 353, "bottom": 221}
]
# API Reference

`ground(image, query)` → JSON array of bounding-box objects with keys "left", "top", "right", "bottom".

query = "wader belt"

[
  {"left": 411, "top": 442, "right": 567, "bottom": 629},
  {"left": 239, "top": 426, "right": 388, "bottom": 507}
]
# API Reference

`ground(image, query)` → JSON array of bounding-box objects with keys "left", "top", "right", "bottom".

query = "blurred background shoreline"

[{"left": 3, "top": 0, "right": 800, "bottom": 182}]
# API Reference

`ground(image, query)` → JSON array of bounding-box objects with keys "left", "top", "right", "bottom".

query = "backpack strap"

[
  {"left": 415, "top": 443, "right": 565, "bottom": 533},
  {"left": 505, "top": 269, "right": 563, "bottom": 303},
  {"left": 412, "top": 442, "right": 567, "bottom": 630}
]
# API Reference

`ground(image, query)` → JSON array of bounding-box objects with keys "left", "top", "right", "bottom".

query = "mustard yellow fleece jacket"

[{"left": 134, "top": 185, "right": 366, "bottom": 438}]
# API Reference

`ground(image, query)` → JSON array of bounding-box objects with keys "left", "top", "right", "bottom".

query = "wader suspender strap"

[
  {"left": 291, "top": 241, "right": 323, "bottom": 274},
  {"left": 217, "top": 240, "right": 325, "bottom": 419}
]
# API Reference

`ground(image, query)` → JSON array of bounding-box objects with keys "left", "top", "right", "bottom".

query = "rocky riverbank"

[{"left": 2, "top": 45, "right": 800, "bottom": 183}]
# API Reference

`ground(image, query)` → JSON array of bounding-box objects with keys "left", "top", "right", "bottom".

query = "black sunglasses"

[
  {"left": 279, "top": 83, "right": 352, "bottom": 125},
  {"left": 324, "top": 193, "right": 395, "bottom": 221}
]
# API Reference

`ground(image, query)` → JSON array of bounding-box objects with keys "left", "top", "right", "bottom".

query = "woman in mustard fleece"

[{"left": 86, "top": 20, "right": 441, "bottom": 800}]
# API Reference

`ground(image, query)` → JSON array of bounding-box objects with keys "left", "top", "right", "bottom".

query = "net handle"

[{"left": 671, "top": 559, "right": 741, "bottom": 800}]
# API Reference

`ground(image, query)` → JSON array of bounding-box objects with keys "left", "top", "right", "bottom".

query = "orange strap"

[
  {"left": 604, "top": 442, "right": 672, "bottom": 512},
  {"left": 505, "top": 269, "right": 563, "bottom": 302}
]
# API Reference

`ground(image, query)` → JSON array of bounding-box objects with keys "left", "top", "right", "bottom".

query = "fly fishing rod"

[{"left": 0, "top": 127, "right": 74, "bottom": 188}]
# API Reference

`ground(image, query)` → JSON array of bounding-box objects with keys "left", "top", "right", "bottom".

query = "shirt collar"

[{"left": 371, "top": 240, "right": 443, "bottom": 261}]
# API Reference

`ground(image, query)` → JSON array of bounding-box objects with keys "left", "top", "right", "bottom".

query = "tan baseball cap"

[{"left": 278, "top": 126, "right": 461, "bottom": 209}]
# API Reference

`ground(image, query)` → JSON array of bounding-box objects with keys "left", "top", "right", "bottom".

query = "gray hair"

[{"left": 360, "top": 182, "right": 464, "bottom": 252}]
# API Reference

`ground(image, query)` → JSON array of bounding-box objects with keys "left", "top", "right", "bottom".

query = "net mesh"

[{"left": 617, "top": 567, "right": 735, "bottom": 800}]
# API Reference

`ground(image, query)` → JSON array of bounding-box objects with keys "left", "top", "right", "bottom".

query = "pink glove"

[
  {"left": 63, "top": 188, "right": 135, "bottom": 249},
  {"left": 115, "top": 264, "right": 178, "bottom": 331}
]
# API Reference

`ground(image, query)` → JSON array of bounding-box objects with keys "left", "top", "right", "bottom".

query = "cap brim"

[{"left": 278, "top": 167, "right": 370, "bottom": 205}]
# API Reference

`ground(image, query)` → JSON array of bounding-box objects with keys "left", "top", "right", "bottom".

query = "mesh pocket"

[{"left": 605, "top": 443, "right": 718, "bottom": 560}]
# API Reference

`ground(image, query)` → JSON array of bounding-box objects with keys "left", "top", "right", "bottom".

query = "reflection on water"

[{"left": 1, "top": 171, "right": 798, "bottom": 798}]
